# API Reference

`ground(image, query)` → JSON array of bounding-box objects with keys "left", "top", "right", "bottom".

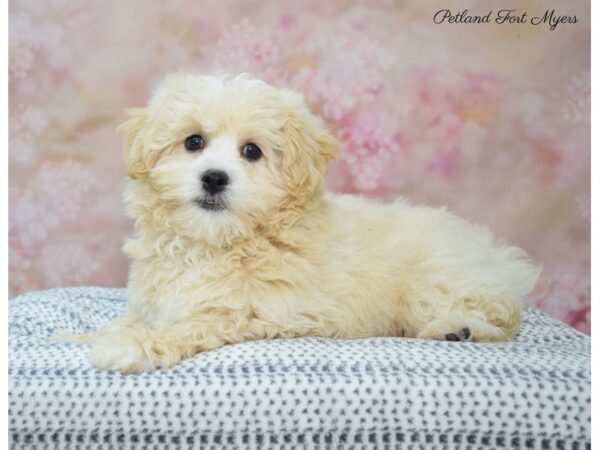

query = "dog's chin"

[
  {"left": 194, "top": 197, "right": 227, "bottom": 212},
  {"left": 180, "top": 197, "right": 249, "bottom": 247}
]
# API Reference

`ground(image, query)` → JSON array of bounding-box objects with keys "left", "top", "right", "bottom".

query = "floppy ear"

[
  {"left": 118, "top": 108, "right": 158, "bottom": 180},
  {"left": 281, "top": 99, "right": 339, "bottom": 200}
]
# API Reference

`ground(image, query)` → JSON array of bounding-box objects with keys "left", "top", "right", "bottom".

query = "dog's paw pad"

[
  {"left": 418, "top": 321, "right": 473, "bottom": 342},
  {"left": 444, "top": 327, "right": 471, "bottom": 342}
]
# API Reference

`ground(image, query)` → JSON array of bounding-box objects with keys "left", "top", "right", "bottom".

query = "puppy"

[{"left": 77, "top": 73, "right": 540, "bottom": 373}]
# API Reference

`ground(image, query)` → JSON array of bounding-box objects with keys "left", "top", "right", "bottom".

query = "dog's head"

[{"left": 120, "top": 74, "right": 338, "bottom": 245}]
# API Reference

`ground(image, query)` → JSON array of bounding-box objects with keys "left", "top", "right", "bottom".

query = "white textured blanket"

[{"left": 9, "top": 287, "right": 591, "bottom": 449}]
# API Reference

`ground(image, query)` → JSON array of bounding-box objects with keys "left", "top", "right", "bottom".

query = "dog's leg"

[
  {"left": 416, "top": 295, "right": 521, "bottom": 343},
  {"left": 87, "top": 314, "right": 284, "bottom": 373},
  {"left": 84, "top": 315, "right": 172, "bottom": 373}
]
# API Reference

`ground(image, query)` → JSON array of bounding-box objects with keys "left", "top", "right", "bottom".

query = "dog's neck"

[{"left": 256, "top": 189, "right": 324, "bottom": 248}]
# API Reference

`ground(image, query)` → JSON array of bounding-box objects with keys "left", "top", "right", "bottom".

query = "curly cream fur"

[{"left": 70, "top": 73, "right": 540, "bottom": 373}]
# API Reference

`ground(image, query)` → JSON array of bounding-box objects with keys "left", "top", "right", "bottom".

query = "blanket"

[{"left": 9, "top": 287, "right": 591, "bottom": 449}]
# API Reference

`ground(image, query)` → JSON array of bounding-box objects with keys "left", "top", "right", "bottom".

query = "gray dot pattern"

[{"left": 9, "top": 287, "right": 591, "bottom": 449}]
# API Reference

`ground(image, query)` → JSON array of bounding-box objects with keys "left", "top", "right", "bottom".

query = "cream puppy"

[{"left": 78, "top": 74, "right": 540, "bottom": 373}]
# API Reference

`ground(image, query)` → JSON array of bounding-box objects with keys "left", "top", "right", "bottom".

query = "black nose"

[{"left": 201, "top": 169, "right": 229, "bottom": 195}]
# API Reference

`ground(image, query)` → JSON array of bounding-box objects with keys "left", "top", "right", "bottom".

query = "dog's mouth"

[{"left": 194, "top": 196, "right": 226, "bottom": 211}]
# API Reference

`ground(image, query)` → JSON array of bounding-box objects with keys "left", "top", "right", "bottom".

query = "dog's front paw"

[{"left": 90, "top": 333, "right": 173, "bottom": 373}]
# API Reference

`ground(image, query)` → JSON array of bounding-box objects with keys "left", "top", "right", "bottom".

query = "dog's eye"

[
  {"left": 241, "top": 143, "right": 263, "bottom": 162},
  {"left": 185, "top": 134, "right": 205, "bottom": 152}
]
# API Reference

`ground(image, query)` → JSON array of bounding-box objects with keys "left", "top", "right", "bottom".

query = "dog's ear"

[
  {"left": 118, "top": 108, "right": 159, "bottom": 180},
  {"left": 281, "top": 94, "right": 339, "bottom": 200}
]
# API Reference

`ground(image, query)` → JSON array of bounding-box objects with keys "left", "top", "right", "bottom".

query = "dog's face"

[{"left": 121, "top": 74, "right": 338, "bottom": 244}]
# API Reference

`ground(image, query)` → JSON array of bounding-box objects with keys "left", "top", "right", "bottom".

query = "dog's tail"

[{"left": 51, "top": 330, "right": 97, "bottom": 344}]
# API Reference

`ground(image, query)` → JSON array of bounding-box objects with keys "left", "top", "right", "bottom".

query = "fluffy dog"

[{"left": 74, "top": 73, "right": 540, "bottom": 373}]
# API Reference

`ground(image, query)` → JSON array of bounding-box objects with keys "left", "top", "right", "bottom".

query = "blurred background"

[{"left": 9, "top": 0, "right": 590, "bottom": 333}]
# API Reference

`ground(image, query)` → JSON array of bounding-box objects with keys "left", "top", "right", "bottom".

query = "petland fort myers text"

[{"left": 433, "top": 9, "right": 577, "bottom": 31}]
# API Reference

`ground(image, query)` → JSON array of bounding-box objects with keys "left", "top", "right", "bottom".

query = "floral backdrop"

[{"left": 9, "top": 0, "right": 590, "bottom": 333}]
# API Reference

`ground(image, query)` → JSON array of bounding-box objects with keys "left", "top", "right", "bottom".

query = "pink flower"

[
  {"left": 338, "top": 114, "right": 401, "bottom": 191},
  {"left": 20, "top": 106, "right": 48, "bottom": 135},
  {"left": 9, "top": 44, "right": 34, "bottom": 80},
  {"left": 39, "top": 243, "right": 99, "bottom": 287},
  {"left": 399, "top": 68, "right": 498, "bottom": 179},
  {"left": 533, "top": 273, "right": 590, "bottom": 329},
  {"left": 575, "top": 193, "right": 590, "bottom": 220},
  {"left": 562, "top": 71, "right": 590, "bottom": 123},
  {"left": 10, "top": 161, "right": 96, "bottom": 245},
  {"left": 290, "top": 33, "right": 393, "bottom": 120},
  {"left": 215, "top": 19, "right": 283, "bottom": 80}
]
